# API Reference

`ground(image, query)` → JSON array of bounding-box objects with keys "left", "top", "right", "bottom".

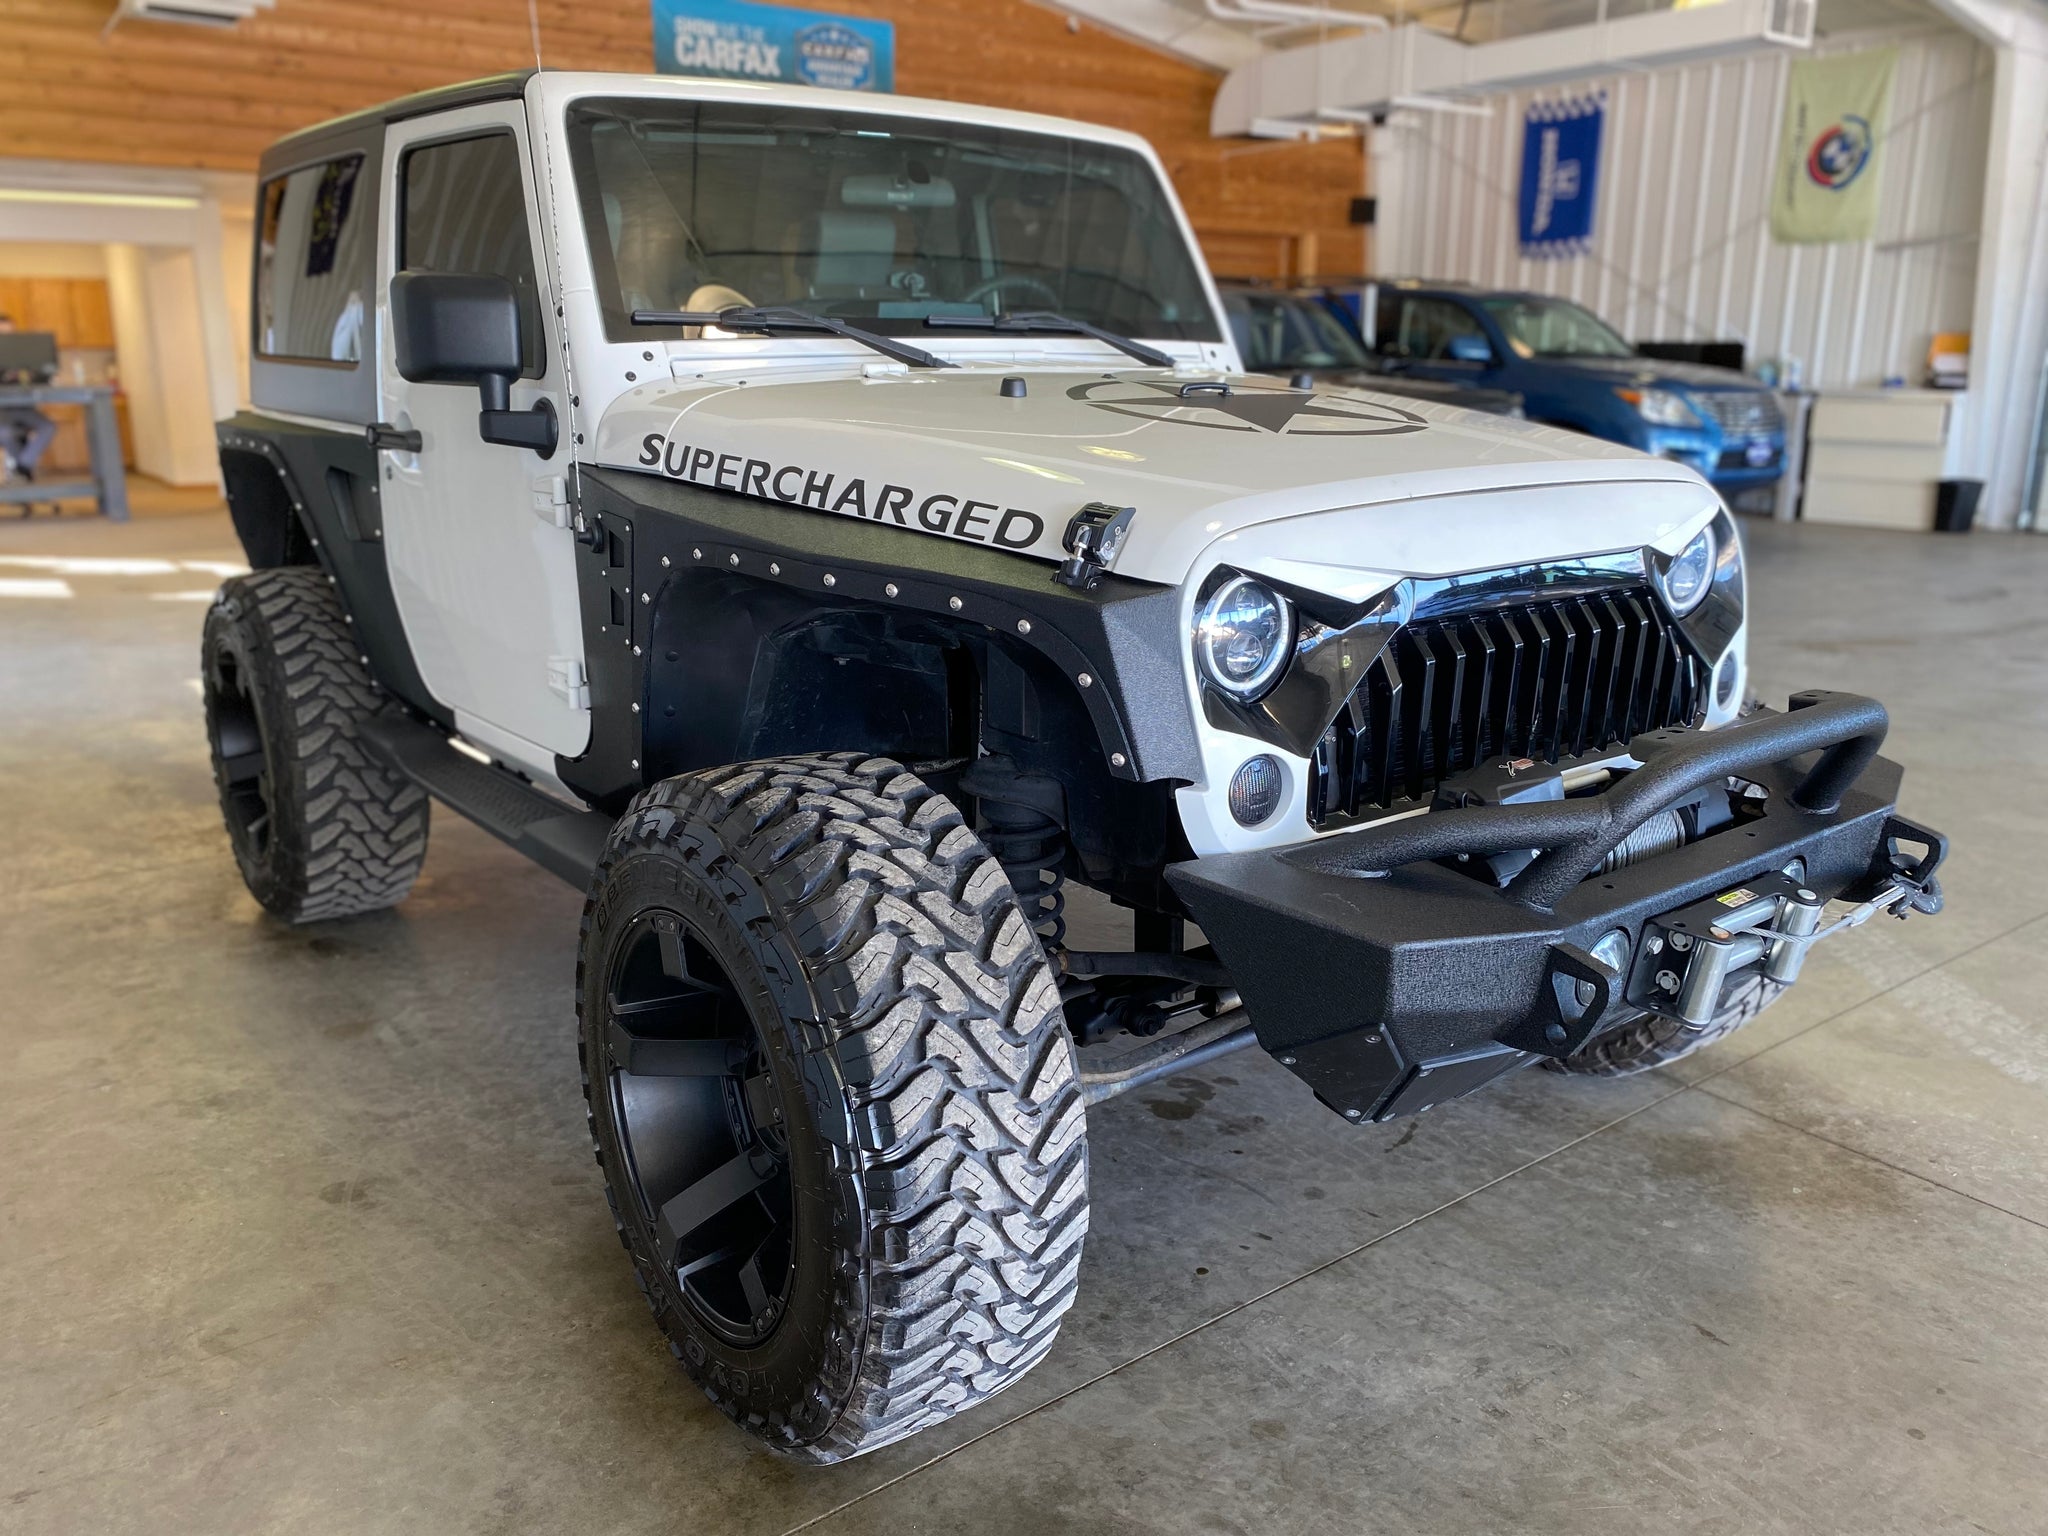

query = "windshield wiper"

[
  {"left": 924, "top": 311, "right": 1174, "bottom": 368},
  {"left": 629, "top": 305, "right": 955, "bottom": 370}
]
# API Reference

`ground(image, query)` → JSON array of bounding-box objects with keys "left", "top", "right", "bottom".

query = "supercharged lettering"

[{"left": 639, "top": 431, "right": 1046, "bottom": 551}]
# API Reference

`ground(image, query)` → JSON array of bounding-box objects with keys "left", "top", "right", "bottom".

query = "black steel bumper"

[{"left": 1165, "top": 692, "right": 1946, "bottom": 1123}]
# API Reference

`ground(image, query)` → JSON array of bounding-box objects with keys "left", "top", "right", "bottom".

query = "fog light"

[
  {"left": 1715, "top": 653, "right": 1739, "bottom": 709},
  {"left": 1229, "top": 755, "right": 1284, "bottom": 827}
]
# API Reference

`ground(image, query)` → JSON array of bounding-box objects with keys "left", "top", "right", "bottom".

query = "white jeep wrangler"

[{"left": 207, "top": 69, "right": 1945, "bottom": 1462}]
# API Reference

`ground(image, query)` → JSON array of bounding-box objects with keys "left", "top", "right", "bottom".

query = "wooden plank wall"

[{"left": 0, "top": 0, "right": 1364, "bottom": 278}]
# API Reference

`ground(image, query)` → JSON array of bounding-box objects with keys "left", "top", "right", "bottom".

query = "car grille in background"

[
  {"left": 1309, "top": 587, "right": 1706, "bottom": 827},
  {"left": 1693, "top": 390, "right": 1783, "bottom": 436}
]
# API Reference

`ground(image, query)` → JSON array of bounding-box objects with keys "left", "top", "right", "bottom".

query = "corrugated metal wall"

[{"left": 1375, "top": 28, "right": 1995, "bottom": 391}]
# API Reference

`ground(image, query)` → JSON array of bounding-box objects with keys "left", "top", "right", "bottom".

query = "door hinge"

[
  {"left": 531, "top": 473, "right": 570, "bottom": 528},
  {"left": 547, "top": 656, "right": 590, "bottom": 711}
]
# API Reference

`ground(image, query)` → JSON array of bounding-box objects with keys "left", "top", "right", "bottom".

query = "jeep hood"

[{"left": 591, "top": 367, "right": 1719, "bottom": 588}]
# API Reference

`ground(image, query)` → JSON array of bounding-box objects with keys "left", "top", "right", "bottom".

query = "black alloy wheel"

[
  {"left": 600, "top": 907, "right": 796, "bottom": 1345},
  {"left": 578, "top": 753, "right": 1089, "bottom": 1462},
  {"left": 208, "top": 642, "right": 275, "bottom": 862}
]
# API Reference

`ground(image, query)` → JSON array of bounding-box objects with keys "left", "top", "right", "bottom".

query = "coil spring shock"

[{"left": 979, "top": 797, "right": 1068, "bottom": 947}]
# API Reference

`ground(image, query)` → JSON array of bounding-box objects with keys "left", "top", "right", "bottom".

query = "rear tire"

[
  {"left": 202, "top": 567, "right": 429, "bottom": 922},
  {"left": 578, "top": 753, "right": 1087, "bottom": 1462},
  {"left": 1546, "top": 974, "right": 1785, "bottom": 1077}
]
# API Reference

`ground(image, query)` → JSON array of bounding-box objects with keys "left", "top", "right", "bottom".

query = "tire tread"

[
  {"left": 205, "top": 568, "right": 427, "bottom": 922},
  {"left": 1545, "top": 974, "right": 1783, "bottom": 1077},
  {"left": 578, "top": 753, "right": 1085, "bottom": 1463}
]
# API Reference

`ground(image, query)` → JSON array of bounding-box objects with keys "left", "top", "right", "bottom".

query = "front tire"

[
  {"left": 577, "top": 753, "right": 1087, "bottom": 1462},
  {"left": 202, "top": 568, "right": 429, "bottom": 923},
  {"left": 1546, "top": 974, "right": 1785, "bottom": 1077}
]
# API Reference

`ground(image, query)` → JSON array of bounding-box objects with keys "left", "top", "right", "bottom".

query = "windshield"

[
  {"left": 1479, "top": 296, "right": 1634, "bottom": 359},
  {"left": 566, "top": 98, "right": 1220, "bottom": 344},
  {"left": 1224, "top": 291, "right": 1369, "bottom": 371}
]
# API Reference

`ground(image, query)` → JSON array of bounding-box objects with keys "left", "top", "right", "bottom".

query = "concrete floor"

[{"left": 3, "top": 507, "right": 2045, "bottom": 1535}]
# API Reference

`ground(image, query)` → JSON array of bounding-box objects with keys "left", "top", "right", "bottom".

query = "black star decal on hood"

[{"left": 1067, "top": 378, "right": 1429, "bottom": 437}]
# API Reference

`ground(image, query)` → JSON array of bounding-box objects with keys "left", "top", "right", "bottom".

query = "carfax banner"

[
  {"left": 1771, "top": 47, "right": 1897, "bottom": 245},
  {"left": 1517, "top": 95, "right": 1604, "bottom": 258},
  {"left": 651, "top": 0, "right": 895, "bottom": 92}
]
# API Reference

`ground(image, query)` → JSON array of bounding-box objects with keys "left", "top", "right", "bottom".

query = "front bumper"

[
  {"left": 1643, "top": 428, "right": 1785, "bottom": 491},
  {"left": 1166, "top": 692, "right": 1945, "bottom": 1122}
]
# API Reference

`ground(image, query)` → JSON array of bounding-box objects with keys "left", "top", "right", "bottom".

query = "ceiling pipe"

[
  {"left": 1213, "top": 0, "right": 1814, "bottom": 137},
  {"left": 1204, "top": 0, "right": 1390, "bottom": 34}
]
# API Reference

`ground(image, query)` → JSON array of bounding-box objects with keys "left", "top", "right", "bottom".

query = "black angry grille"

[{"left": 1309, "top": 586, "right": 1705, "bottom": 827}]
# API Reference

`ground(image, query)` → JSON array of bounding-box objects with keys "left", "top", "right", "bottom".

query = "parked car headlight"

[
  {"left": 1657, "top": 526, "right": 1716, "bottom": 615},
  {"left": 1194, "top": 575, "right": 1293, "bottom": 701},
  {"left": 1618, "top": 387, "right": 1700, "bottom": 428}
]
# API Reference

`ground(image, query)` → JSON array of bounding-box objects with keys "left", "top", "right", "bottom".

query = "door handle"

[{"left": 366, "top": 422, "right": 423, "bottom": 453}]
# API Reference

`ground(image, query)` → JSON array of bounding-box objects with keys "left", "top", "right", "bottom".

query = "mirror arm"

[
  {"left": 479, "top": 392, "right": 558, "bottom": 458},
  {"left": 477, "top": 372, "right": 512, "bottom": 413}
]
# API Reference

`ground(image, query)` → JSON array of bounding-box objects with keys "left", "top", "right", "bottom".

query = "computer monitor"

[{"left": 0, "top": 331, "right": 61, "bottom": 383}]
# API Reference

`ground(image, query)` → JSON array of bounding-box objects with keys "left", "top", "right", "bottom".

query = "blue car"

[{"left": 1332, "top": 282, "right": 1785, "bottom": 511}]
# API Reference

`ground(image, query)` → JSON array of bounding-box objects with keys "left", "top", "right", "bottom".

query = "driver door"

[{"left": 376, "top": 105, "right": 588, "bottom": 760}]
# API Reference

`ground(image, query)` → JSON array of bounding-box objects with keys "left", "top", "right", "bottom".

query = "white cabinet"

[{"left": 1801, "top": 390, "right": 1964, "bottom": 531}]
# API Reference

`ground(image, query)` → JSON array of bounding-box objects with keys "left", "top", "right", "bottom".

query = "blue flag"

[{"left": 1518, "top": 96, "right": 1604, "bottom": 258}]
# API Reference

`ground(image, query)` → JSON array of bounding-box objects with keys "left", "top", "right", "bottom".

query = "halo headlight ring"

[
  {"left": 1656, "top": 526, "right": 1717, "bottom": 617},
  {"left": 1193, "top": 574, "right": 1295, "bottom": 702}
]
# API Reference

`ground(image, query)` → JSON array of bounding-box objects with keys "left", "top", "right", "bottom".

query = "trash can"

[{"left": 1934, "top": 478, "right": 1982, "bottom": 533}]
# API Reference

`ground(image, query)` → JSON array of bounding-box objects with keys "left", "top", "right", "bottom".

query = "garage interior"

[{"left": 3, "top": 0, "right": 2047, "bottom": 1531}]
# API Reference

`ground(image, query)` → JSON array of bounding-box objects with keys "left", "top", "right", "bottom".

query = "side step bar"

[{"left": 357, "top": 716, "right": 614, "bottom": 890}]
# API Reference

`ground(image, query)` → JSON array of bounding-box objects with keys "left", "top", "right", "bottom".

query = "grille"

[
  {"left": 1694, "top": 390, "right": 1783, "bottom": 436},
  {"left": 1309, "top": 586, "right": 1706, "bottom": 827}
]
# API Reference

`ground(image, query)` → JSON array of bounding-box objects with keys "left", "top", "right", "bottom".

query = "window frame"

[
  {"left": 562, "top": 96, "right": 1225, "bottom": 348},
  {"left": 248, "top": 122, "right": 385, "bottom": 426},
  {"left": 394, "top": 127, "right": 549, "bottom": 380},
  {"left": 253, "top": 151, "right": 373, "bottom": 371}
]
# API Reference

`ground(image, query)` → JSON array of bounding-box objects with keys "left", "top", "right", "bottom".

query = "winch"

[{"left": 1627, "top": 822, "right": 1944, "bottom": 1026}]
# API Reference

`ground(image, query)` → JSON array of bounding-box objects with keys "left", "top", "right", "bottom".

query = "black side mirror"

[{"left": 390, "top": 271, "right": 556, "bottom": 458}]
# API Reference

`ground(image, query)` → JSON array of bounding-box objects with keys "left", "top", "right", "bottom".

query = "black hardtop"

[{"left": 257, "top": 71, "right": 536, "bottom": 178}]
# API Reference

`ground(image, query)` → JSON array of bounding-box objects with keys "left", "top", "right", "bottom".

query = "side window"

[
  {"left": 1396, "top": 298, "right": 1483, "bottom": 362},
  {"left": 257, "top": 155, "right": 370, "bottom": 363},
  {"left": 399, "top": 133, "right": 545, "bottom": 377}
]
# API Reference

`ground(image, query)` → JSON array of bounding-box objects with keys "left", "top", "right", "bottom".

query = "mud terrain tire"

[
  {"left": 202, "top": 568, "right": 429, "bottom": 922},
  {"left": 1546, "top": 974, "right": 1785, "bottom": 1077},
  {"left": 578, "top": 753, "right": 1087, "bottom": 1462}
]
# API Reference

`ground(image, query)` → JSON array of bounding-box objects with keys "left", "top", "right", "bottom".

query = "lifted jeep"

[{"left": 206, "top": 70, "right": 1946, "bottom": 1462}]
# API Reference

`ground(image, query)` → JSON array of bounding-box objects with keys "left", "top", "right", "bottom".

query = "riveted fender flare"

[{"left": 556, "top": 467, "right": 1203, "bottom": 809}]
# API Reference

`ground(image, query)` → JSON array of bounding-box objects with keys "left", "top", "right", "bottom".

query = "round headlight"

[
  {"left": 1658, "top": 527, "right": 1716, "bottom": 616},
  {"left": 1194, "top": 576, "right": 1293, "bottom": 700}
]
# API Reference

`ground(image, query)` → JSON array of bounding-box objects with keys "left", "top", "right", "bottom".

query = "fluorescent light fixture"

[{"left": 0, "top": 187, "right": 203, "bottom": 210}]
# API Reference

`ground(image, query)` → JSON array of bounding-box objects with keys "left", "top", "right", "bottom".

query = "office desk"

[{"left": 0, "top": 384, "right": 128, "bottom": 520}]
